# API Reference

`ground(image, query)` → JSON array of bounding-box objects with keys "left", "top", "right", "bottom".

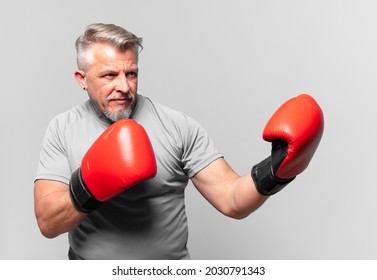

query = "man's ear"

[{"left": 74, "top": 70, "right": 87, "bottom": 90}]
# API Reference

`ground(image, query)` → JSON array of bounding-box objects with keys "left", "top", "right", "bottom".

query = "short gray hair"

[{"left": 75, "top": 23, "right": 143, "bottom": 70}]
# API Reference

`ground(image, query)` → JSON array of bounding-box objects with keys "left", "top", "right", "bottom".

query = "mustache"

[{"left": 106, "top": 92, "right": 134, "bottom": 102}]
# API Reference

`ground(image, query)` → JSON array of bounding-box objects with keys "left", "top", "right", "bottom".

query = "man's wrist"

[
  {"left": 251, "top": 156, "right": 295, "bottom": 196},
  {"left": 69, "top": 168, "right": 102, "bottom": 213}
]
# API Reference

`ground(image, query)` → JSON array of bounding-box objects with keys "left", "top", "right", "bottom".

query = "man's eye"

[
  {"left": 103, "top": 73, "right": 115, "bottom": 78},
  {"left": 127, "top": 72, "right": 137, "bottom": 78}
]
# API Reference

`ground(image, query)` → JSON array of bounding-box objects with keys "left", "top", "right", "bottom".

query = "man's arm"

[
  {"left": 192, "top": 95, "right": 324, "bottom": 218},
  {"left": 191, "top": 158, "right": 268, "bottom": 219},
  {"left": 34, "top": 119, "right": 157, "bottom": 238},
  {"left": 34, "top": 179, "right": 87, "bottom": 238}
]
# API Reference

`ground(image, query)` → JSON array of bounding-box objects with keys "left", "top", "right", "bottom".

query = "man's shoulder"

[
  {"left": 49, "top": 100, "right": 93, "bottom": 128},
  {"left": 142, "top": 96, "right": 192, "bottom": 124},
  {"left": 140, "top": 96, "right": 205, "bottom": 144}
]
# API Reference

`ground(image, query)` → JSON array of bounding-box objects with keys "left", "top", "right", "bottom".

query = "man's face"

[{"left": 76, "top": 42, "right": 139, "bottom": 122}]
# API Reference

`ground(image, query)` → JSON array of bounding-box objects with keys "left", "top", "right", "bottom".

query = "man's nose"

[{"left": 115, "top": 75, "right": 130, "bottom": 93}]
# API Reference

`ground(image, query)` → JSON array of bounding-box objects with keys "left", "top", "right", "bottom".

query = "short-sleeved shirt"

[{"left": 35, "top": 94, "right": 222, "bottom": 259}]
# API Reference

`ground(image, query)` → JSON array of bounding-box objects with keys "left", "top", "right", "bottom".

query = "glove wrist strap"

[
  {"left": 251, "top": 156, "right": 295, "bottom": 196},
  {"left": 69, "top": 168, "right": 102, "bottom": 213}
]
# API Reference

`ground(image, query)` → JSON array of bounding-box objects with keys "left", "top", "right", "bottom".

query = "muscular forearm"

[
  {"left": 227, "top": 174, "right": 268, "bottom": 219},
  {"left": 192, "top": 158, "right": 268, "bottom": 219},
  {"left": 34, "top": 180, "right": 87, "bottom": 238}
]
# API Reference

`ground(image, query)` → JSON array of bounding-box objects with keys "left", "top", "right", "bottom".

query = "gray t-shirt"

[{"left": 35, "top": 94, "right": 222, "bottom": 259}]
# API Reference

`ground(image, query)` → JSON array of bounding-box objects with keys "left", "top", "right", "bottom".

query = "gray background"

[{"left": 1, "top": 0, "right": 376, "bottom": 259}]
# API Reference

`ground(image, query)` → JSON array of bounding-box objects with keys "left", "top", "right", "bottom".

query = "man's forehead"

[{"left": 88, "top": 42, "right": 138, "bottom": 65}]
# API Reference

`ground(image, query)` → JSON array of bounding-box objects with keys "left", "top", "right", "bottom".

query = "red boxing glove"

[
  {"left": 251, "top": 94, "right": 324, "bottom": 195},
  {"left": 69, "top": 119, "right": 157, "bottom": 212}
]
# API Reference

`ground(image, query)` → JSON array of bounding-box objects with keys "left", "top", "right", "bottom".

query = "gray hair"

[{"left": 75, "top": 23, "right": 143, "bottom": 70}]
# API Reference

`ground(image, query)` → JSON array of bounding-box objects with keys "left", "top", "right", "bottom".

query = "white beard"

[
  {"left": 103, "top": 92, "right": 137, "bottom": 122},
  {"left": 103, "top": 105, "right": 134, "bottom": 122}
]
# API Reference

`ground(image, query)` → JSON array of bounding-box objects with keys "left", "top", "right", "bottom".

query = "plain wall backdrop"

[{"left": 1, "top": 0, "right": 377, "bottom": 259}]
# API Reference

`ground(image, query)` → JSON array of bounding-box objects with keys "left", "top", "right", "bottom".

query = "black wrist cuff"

[
  {"left": 69, "top": 168, "right": 102, "bottom": 213},
  {"left": 251, "top": 156, "right": 295, "bottom": 196}
]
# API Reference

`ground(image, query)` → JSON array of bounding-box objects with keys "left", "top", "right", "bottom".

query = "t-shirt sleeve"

[
  {"left": 35, "top": 117, "right": 71, "bottom": 185},
  {"left": 180, "top": 115, "right": 223, "bottom": 178}
]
